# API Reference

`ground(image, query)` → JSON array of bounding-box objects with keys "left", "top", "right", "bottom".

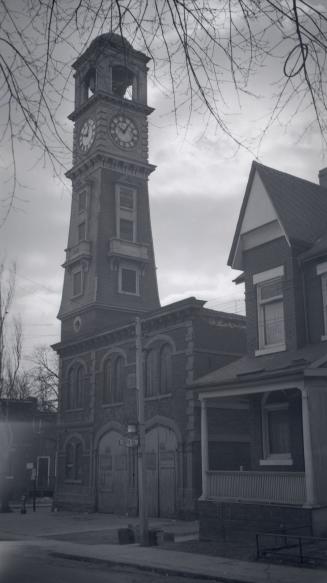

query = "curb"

[{"left": 50, "top": 550, "right": 255, "bottom": 583}]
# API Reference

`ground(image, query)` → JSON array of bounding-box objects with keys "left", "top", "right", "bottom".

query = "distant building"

[
  {"left": 53, "top": 33, "right": 246, "bottom": 517},
  {"left": 193, "top": 162, "right": 327, "bottom": 539},
  {"left": 0, "top": 398, "right": 57, "bottom": 505}
]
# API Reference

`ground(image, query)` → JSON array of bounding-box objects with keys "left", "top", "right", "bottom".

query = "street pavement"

[
  {"left": 1, "top": 507, "right": 326, "bottom": 583},
  {"left": 0, "top": 543, "right": 209, "bottom": 583}
]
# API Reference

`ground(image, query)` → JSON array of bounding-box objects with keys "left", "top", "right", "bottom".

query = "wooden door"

[
  {"left": 145, "top": 426, "right": 177, "bottom": 517},
  {"left": 98, "top": 431, "right": 128, "bottom": 514}
]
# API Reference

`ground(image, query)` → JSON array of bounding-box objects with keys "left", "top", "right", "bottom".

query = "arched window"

[
  {"left": 103, "top": 355, "right": 124, "bottom": 403},
  {"left": 75, "top": 442, "right": 83, "bottom": 481},
  {"left": 113, "top": 356, "right": 124, "bottom": 402},
  {"left": 103, "top": 358, "right": 112, "bottom": 403},
  {"left": 67, "top": 369, "right": 75, "bottom": 410},
  {"left": 66, "top": 364, "right": 85, "bottom": 410},
  {"left": 262, "top": 392, "right": 291, "bottom": 461},
  {"left": 65, "top": 440, "right": 83, "bottom": 482},
  {"left": 159, "top": 344, "right": 172, "bottom": 394},
  {"left": 145, "top": 349, "right": 157, "bottom": 397},
  {"left": 65, "top": 443, "right": 74, "bottom": 479},
  {"left": 76, "top": 365, "right": 84, "bottom": 408}
]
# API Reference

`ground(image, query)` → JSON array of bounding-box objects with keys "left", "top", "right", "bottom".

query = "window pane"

[
  {"left": 146, "top": 350, "right": 157, "bottom": 396},
  {"left": 260, "top": 279, "right": 282, "bottom": 300},
  {"left": 121, "top": 268, "right": 137, "bottom": 293},
  {"left": 120, "top": 187, "right": 134, "bottom": 209},
  {"left": 322, "top": 274, "right": 327, "bottom": 334},
  {"left": 268, "top": 409, "right": 290, "bottom": 454},
  {"left": 65, "top": 444, "right": 74, "bottom": 479},
  {"left": 263, "top": 300, "right": 285, "bottom": 345},
  {"left": 75, "top": 443, "right": 83, "bottom": 481},
  {"left": 113, "top": 357, "right": 124, "bottom": 402},
  {"left": 79, "top": 191, "right": 86, "bottom": 212},
  {"left": 76, "top": 366, "right": 84, "bottom": 408},
  {"left": 103, "top": 360, "right": 112, "bottom": 403},
  {"left": 120, "top": 218, "right": 134, "bottom": 241},
  {"left": 73, "top": 271, "right": 82, "bottom": 296},
  {"left": 160, "top": 345, "right": 172, "bottom": 394},
  {"left": 78, "top": 222, "right": 86, "bottom": 241},
  {"left": 67, "top": 370, "right": 74, "bottom": 409}
]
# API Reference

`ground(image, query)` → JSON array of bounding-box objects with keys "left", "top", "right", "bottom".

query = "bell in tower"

[{"left": 58, "top": 33, "right": 160, "bottom": 341}]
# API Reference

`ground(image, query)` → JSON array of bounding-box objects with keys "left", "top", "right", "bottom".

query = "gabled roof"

[{"left": 228, "top": 162, "right": 327, "bottom": 268}]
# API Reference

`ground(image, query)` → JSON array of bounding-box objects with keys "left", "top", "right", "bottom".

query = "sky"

[{"left": 1, "top": 3, "right": 326, "bottom": 365}]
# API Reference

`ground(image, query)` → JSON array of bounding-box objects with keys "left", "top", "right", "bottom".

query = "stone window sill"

[
  {"left": 145, "top": 393, "right": 172, "bottom": 402},
  {"left": 255, "top": 343, "right": 286, "bottom": 357},
  {"left": 321, "top": 335, "right": 327, "bottom": 342},
  {"left": 102, "top": 401, "right": 123, "bottom": 408},
  {"left": 259, "top": 457, "right": 293, "bottom": 466}
]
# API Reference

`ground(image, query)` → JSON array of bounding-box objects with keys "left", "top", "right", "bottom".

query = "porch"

[
  {"left": 199, "top": 382, "right": 315, "bottom": 508},
  {"left": 207, "top": 469, "right": 306, "bottom": 505}
]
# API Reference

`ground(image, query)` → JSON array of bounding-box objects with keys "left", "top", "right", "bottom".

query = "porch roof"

[{"left": 191, "top": 342, "right": 327, "bottom": 392}]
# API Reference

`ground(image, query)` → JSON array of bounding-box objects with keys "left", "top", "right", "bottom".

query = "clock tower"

[{"left": 58, "top": 33, "right": 160, "bottom": 340}]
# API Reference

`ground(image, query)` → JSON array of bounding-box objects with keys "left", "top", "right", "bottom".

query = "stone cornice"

[
  {"left": 68, "top": 92, "right": 153, "bottom": 122},
  {"left": 53, "top": 300, "right": 244, "bottom": 358},
  {"left": 66, "top": 151, "right": 155, "bottom": 181}
]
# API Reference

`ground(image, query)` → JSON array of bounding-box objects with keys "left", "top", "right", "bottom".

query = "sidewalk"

[
  {"left": 7, "top": 537, "right": 327, "bottom": 583},
  {"left": 1, "top": 508, "right": 326, "bottom": 583}
]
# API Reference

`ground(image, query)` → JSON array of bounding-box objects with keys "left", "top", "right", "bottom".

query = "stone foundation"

[{"left": 199, "top": 499, "right": 327, "bottom": 541}]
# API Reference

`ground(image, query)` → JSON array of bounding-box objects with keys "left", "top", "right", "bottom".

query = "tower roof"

[{"left": 73, "top": 32, "right": 150, "bottom": 69}]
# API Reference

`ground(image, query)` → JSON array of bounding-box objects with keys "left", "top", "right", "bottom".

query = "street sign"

[
  {"left": 31, "top": 468, "right": 37, "bottom": 480},
  {"left": 119, "top": 437, "right": 139, "bottom": 448},
  {"left": 26, "top": 462, "right": 34, "bottom": 470}
]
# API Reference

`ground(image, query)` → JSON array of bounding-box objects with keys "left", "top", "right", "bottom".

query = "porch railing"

[{"left": 207, "top": 470, "right": 306, "bottom": 505}]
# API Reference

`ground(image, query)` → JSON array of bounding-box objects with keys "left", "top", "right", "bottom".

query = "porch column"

[
  {"left": 301, "top": 388, "right": 316, "bottom": 506},
  {"left": 200, "top": 398, "right": 209, "bottom": 499}
]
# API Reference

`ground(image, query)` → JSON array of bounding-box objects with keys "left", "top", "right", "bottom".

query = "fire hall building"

[{"left": 53, "top": 33, "right": 245, "bottom": 517}]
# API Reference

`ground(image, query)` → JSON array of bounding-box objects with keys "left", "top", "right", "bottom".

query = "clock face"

[
  {"left": 109, "top": 115, "right": 139, "bottom": 150},
  {"left": 79, "top": 118, "right": 96, "bottom": 152}
]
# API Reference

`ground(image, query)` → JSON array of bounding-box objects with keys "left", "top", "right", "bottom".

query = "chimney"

[{"left": 319, "top": 167, "right": 327, "bottom": 188}]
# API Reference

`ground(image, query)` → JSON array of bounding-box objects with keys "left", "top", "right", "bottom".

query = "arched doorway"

[
  {"left": 97, "top": 430, "right": 130, "bottom": 514},
  {"left": 145, "top": 426, "right": 178, "bottom": 517}
]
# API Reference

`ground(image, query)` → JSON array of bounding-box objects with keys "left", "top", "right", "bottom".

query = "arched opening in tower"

[{"left": 112, "top": 66, "right": 134, "bottom": 100}]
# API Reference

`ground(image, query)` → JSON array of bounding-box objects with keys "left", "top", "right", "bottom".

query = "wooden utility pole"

[{"left": 135, "top": 317, "right": 148, "bottom": 545}]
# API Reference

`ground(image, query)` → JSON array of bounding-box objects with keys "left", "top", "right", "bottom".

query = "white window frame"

[
  {"left": 316, "top": 262, "right": 327, "bottom": 340},
  {"left": 115, "top": 184, "right": 137, "bottom": 242},
  {"left": 254, "top": 266, "right": 286, "bottom": 356},
  {"left": 260, "top": 394, "right": 293, "bottom": 466},
  {"left": 118, "top": 264, "right": 139, "bottom": 296}
]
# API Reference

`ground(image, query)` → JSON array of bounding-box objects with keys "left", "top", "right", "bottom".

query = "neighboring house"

[
  {"left": 0, "top": 398, "right": 57, "bottom": 505},
  {"left": 53, "top": 33, "right": 246, "bottom": 517},
  {"left": 191, "top": 162, "right": 327, "bottom": 540}
]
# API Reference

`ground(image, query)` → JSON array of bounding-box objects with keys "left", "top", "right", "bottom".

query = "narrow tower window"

[
  {"left": 119, "top": 267, "right": 138, "bottom": 295},
  {"left": 116, "top": 185, "right": 136, "bottom": 242}
]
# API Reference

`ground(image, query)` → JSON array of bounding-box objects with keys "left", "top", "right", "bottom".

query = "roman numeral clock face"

[
  {"left": 109, "top": 115, "right": 139, "bottom": 150},
  {"left": 79, "top": 118, "right": 96, "bottom": 152}
]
